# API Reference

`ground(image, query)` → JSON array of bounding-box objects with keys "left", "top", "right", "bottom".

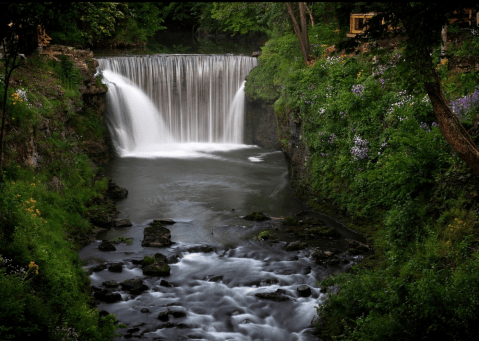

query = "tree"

[
  {"left": 285, "top": 2, "right": 311, "bottom": 65},
  {"left": 342, "top": 3, "right": 479, "bottom": 176}
]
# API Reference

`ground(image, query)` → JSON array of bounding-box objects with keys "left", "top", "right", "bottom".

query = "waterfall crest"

[{"left": 99, "top": 55, "right": 257, "bottom": 153}]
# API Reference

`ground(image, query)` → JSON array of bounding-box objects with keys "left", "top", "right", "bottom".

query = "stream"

[{"left": 79, "top": 53, "right": 366, "bottom": 341}]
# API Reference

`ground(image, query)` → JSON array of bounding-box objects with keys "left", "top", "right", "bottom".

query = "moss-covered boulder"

[
  {"left": 244, "top": 211, "right": 270, "bottom": 221},
  {"left": 142, "top": 221, "right": 172, "bottom": 247},
  {"left": 142, "top": 253, "right": 171, "bottom": 276}
]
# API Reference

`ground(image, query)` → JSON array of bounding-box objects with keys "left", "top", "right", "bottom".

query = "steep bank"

[
  {"left": 245, "top": 30, "right": 479, "bottom": 340},
  {"left": 0, "top": 46, "right": 121, "bottom": 340}
]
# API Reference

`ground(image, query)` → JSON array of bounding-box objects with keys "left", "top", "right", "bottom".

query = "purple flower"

[
  {"left": 351, "top": 134, "right": 369, "bottom": 160},
  {"left": 351, "top": 84, "right": 365, "bottom": 97},
  {"left": 450, "top": 87, "right": 479, "bottom": 120}
]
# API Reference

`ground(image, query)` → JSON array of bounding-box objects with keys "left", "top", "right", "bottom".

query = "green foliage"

[{"left": 0, "top": 52, "right": 117, "bottom": 340}]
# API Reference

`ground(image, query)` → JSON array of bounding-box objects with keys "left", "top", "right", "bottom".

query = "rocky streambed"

[{"left": 79, "top": 147, "right": 370, "bottom": 341}]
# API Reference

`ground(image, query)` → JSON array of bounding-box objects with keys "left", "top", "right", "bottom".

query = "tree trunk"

[
  {"left": 424, "top": 69, "right": 479, "bottom": 176},
  {"left": 285, "top": 2, "right": 310, "bottom": 65}
]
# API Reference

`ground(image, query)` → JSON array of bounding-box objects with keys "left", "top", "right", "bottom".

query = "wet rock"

[
  {"left": 311, "top": 249, "right": 328, "bottom": 264},
  {"left": 114, "top": 218, "right": 132, "bottom": 227},
  {"left": 297, "top": 284, "right": 312, "bottom": 297},
  {"left": 154, "top": 218, "right": 176, "bottom": 225},
  {"left": 171, "top": 310, "right": 187, "bottom": 318},
  {"left": 244, "top": 211, "right": 270, "bottom": 221},
  {"left": 108, "top": 180, "right": 128, "bottom": 200},
  {"left": 120, "top": 277, "right": 148, "bottom": 294},
  {"left": 347, "top": 239, "right": 370, "bottom": 255},
  {"left": 177, "top": 323, "right": 190, "bottom": 329},
  {"left": 284, "top": 241, "right": 307, "bottom": 251},
  {"left": 108, "top": 263, "right": 123, "bottom": 272},
  {"left": 167, "top": 255, "right": 180, "bottom": 264},
  {"left": 301, "top": 217, "right": 326, "bottom": 226},
  {"left": 93, "top": 290, "right": 122, "bottom": 303},
  {"left": 204, "top": 275, "right": 223, "bottom": 282},
  {"left": 142, "top": 221, "right": 172, "bottom": 247},
  {"left": 187, "top": 245, "right": 215, "bottom": 253},
  {"left": 160, "top": 279, "right": 174, "bottom": 287},
  {"left": 252, "top": 51, "right": 262, "bottom": 57},
  {"left": 306, "top": 225, "right": 341, "bottom": 239},
  {"left": 92, "top": 263, "right": 108, "bottom": 272},
  {"left": 328, "top": 257, "right": 341, "bottom": 265},
  {"left": 99, "top": 310, "right": 110, "bottom": 318},
  {"left": 98, "top": 240, "right": 116, "bottom": 251},
  {"left": 160, "top": 322, "right": 176, "bottom": 329},
  {"left": 158, "top": 310, "right": 170, "bottom": 321},
  {"left": 141, "top": 308, "right": 150, "bottom": 313},
  {"left": 255, "top": 289, "right": 290, "bottom": 301},
  {"left": 102, "top": 280, "right": 120, "bottom": 288},
  {"left": 127, "top": 327, "right": 140, "bottom": 333},
  {"left": 142, "top": 253, "right": 171, "bottom": 276}
]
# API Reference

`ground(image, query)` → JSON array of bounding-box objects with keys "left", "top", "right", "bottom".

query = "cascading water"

[
  {"left": 99, "top": 55, "right": 257, "bottom": 157},
  {"left": 82, "top": 53, "right": 366, "bottom": 341}
]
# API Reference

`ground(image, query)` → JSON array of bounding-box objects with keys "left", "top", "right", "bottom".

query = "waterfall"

[{"left": 98, "top": 55, "right": 257, "bottom": 157}]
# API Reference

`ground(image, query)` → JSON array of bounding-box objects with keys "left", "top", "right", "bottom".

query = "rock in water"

[
  {"left": 98, "top": 240, "right": 116, "bottom": 251},
  {"left": 297, "top": 284, "right": 312, "bottom": 297},
  {"left": 255, "top": 289, "right": 290, "bottom": 301},
  {"left": 108, "top": 180, "right": 128, "bottom": 200},
  {"left": 142, "top": 253, "right": 171, "bottom": 276},
  {"left": 142, "top": 221, "right": 172, "bottom": 247},
  {"left": 153, "top": 218, "right": 176, "bottom": 225},
  {"left": 114, "top": 218, "right": 132, "bottom": 227},
  {"left": 120, "top": 277, "right": 148, "bottom": 294}
]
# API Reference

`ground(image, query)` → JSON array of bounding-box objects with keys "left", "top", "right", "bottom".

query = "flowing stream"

[{"left": 80, "top": 55, "right": 365, "bottom": 341}]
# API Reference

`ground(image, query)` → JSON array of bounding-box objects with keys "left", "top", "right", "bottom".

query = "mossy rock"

[
  {"left": 312, "top": 249, "right": 328, "bottom": 263},
  {"left": 244, "top": 211, "right": 270, "bottom": 221},
  {"left": 283, "top": 216, "right": 299, "bottom": 226},
  {"left": 308, "top": 226, "right": 341, "bottom": 239},
  {"left": 142, "top": 253, "right": 170, "bottom": 276},
  {"left": 285, "top": 241, "right": 307, "bottom": 251},
  {"left": 302, "top": 217, "right": 325, "bottom": 226}
]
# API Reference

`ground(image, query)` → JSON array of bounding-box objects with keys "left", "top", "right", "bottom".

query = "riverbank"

[
  {"left": 0, "top": 46, "right": 123, "bottom": 340},
  {"left": 245, "top": 28, "right": 479, "bottom": 340}
]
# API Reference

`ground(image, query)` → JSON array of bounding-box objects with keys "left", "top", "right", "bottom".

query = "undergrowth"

[
  {"left": 0, "top": 54, "right": 117, "bottom": 340},
  {"left": 246, "top": 23, "right": 479, "bottom": 340}
]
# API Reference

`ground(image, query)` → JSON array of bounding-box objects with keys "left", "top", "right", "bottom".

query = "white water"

[{"left": 98, "top": 55, "right": 258, "bottom": 157}]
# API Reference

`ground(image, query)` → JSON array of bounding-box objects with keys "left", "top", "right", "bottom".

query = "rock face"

[
  {"left": 142, "top": 253, "right": 171, "bottom": 276},
  {"left": 142, "top": 221, "right": 172, "bottom": 247},
  {"left": 244, "top": 97, "right": 281, "bottom": 150}
]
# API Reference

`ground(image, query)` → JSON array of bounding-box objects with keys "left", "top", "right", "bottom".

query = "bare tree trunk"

[
  {"left": 303, "top": 2, "right": 314, "bottom": 26},
  {"left": 285, "top": 2, "right": 310, "bottom": 65},
  {"left": 424, "top": 69, "right": 479, "bottom": 176}
]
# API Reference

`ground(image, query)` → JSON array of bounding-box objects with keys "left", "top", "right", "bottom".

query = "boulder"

[
  {"left": 114, "top": 218, "right": 132, "bottom": 227},
  {"left": 120, "top": 277, "right": 148, "bottom": 294},
  {"left": 255, "top": 289, "right": 290, "bottom": 301},
  {"left": 142, "top": 253, "right": 171, "bottom": 276},
  {"left": 93, "top": 290, "right": 122, "bottom": 303},
  {"left": 284, "top": 241, "right": 307, "bottom": 251},
  {"left": 141, "top": 221, "right": 172, "bottom": 247},
  {"left": 108, "top": 263, "right": 123, "bottom": 272},
  {"left": 244, "top": 211, "right": 270, "bottom": 221},
  {"left": 140, "top": 308, "right": 150, "bottom": 313},
  {"left": 347, "top": 239, "right": 370, "bottom": 255},
  {"left": 108, "top": 180, "right": 128, "bottom": 200},
  {"left": 102, "top": 280, "right": 120, "bottom": 288},
  {"left": 187, "top": 245, "right": 215, "bottom": 253},
  {"left": 92, "top": 263, "right": 108, "bottom": 272},
  {"left": 153, "top": 218, "right": 176, "bottom": 225},
  {"left": 160, "top": 279, "right": 174, "bottom": 287},
  {"left": 98, "top": 240, "right": 116, "bottom": 252},
  {"left": 297, "top": 285, "right": 312, "bottom": 297}
]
